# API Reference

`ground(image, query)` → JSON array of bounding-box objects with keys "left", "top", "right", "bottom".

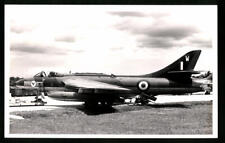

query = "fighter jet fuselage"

[
  {"left": 14, "top": 50, "right": 204, "bottom": 107},
  {"left": 16, "top": 71, "right": 202, "bottom": 102}
]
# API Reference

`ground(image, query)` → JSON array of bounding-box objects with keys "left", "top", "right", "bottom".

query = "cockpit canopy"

[
  {"left": 33, "top": 71, "right": 64, "bottom": 77},
  {"left": 33, "top": 71, "right": 116, "bottom": 78},
  {"left": 34, "top": 71, "right": 47, "bottom": 77}
]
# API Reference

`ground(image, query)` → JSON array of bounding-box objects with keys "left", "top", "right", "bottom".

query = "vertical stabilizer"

[{"left": 145, "top": 50, "right": 201, "bottom": 77}]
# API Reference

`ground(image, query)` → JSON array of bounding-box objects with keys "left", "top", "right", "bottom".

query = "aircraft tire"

[
  {"left": 84, "top": 100, "right": 98, "bottom": 109},
  {"left": 205, "top": 91, "right": 210, "bottom": 95},
  {"left": 100, "top": 100, "right": 113, "bottom": 108},
  {"left": 105, "top": 100, "right": 113, "bottom": 107}
]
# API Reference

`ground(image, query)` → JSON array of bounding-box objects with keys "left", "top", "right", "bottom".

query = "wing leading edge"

[{"left": 60, "top": 77, "right": 130, "bottom": 92}]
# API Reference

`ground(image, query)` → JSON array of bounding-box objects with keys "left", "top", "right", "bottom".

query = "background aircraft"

[
  {"left": 15, "top": 50, "right": 205, "bottom": 108},
  {"left": 192, "top": 71, "right": 212, "bottom": 94}
]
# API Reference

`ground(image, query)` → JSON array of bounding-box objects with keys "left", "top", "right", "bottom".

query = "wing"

[{"left": 60, "top": 77, "right": 130, "bottom": 93}]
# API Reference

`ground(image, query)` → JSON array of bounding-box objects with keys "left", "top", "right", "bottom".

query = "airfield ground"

[{"left": 8, "top": 95, "right": 213, "bottom": 135}]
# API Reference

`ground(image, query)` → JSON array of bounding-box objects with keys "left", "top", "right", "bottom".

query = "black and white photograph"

[{"left": 4, "top": 5, "right": 217, "bottom": 138}]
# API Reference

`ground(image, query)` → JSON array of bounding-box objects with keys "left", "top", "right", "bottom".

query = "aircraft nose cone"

[{"left": 15, "top": 79, "right": 24, "bottom": 86}]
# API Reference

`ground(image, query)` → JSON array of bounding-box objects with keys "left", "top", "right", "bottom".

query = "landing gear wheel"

[
  {"left": 84, "top": 100, "right": 98, "bottom": 109},
  {"left": 205, "top": 91, "right": 210, "bottom": 95},
  {"left": 100, "top": 100, "right": 113, "bottom": 108},
  {"left": 105, "top": 100, "right": 113, "bottom": 107}
]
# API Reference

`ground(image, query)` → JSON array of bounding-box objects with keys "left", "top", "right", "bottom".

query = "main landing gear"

[{"left": 84, "top": 99, "right": 114, "bottom": 109}]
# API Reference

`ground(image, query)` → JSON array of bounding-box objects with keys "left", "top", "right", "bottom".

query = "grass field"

[{"left": 10, "top": 101, "right": 212, "bottom": 135}]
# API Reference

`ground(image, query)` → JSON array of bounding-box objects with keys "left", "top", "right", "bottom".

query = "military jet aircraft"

[
  {"left": 192, "top": 71, "right": 213, "bottom": 94},
  {"left": 15, "top": 50, "right": 204, "bottom": 108}
]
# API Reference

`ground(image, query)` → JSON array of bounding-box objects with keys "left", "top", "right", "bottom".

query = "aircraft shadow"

[
  {"left": 45, "top": 103, "right": 118, "bottom": 115},
  {"left": 75, "top": 105, "right": 118, "bottom": 115},
  {"left": 50, "top": 103, "right": 189, "bottom": 115},
  {"left": 147, "top": 103, "right": 189, "bottom": 108}
]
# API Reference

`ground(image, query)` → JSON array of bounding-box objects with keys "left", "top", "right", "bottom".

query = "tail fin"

[{"left": 145, "top": 50, "right": 201, "bottom": 78}]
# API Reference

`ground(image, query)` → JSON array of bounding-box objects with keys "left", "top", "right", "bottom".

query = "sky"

[{"left": 5, "top": 5, "right": 217, "bottom": 78}]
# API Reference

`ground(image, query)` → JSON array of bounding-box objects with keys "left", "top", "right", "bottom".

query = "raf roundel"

[{"left": 138, "top": 81, "right": 149, "bottom": 91}]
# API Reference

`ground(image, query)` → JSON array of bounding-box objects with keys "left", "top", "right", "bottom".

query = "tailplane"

[{"left": 145, "top": 50, "right": 201, "bottom": 78}]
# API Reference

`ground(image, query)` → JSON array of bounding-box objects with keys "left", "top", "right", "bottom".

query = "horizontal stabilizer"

[
  {"left": 167, "top": 70, "right": 200, "bottom": 75},
  {"left": 167, "top": 70, "right": 200, "bottom": 79}
]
